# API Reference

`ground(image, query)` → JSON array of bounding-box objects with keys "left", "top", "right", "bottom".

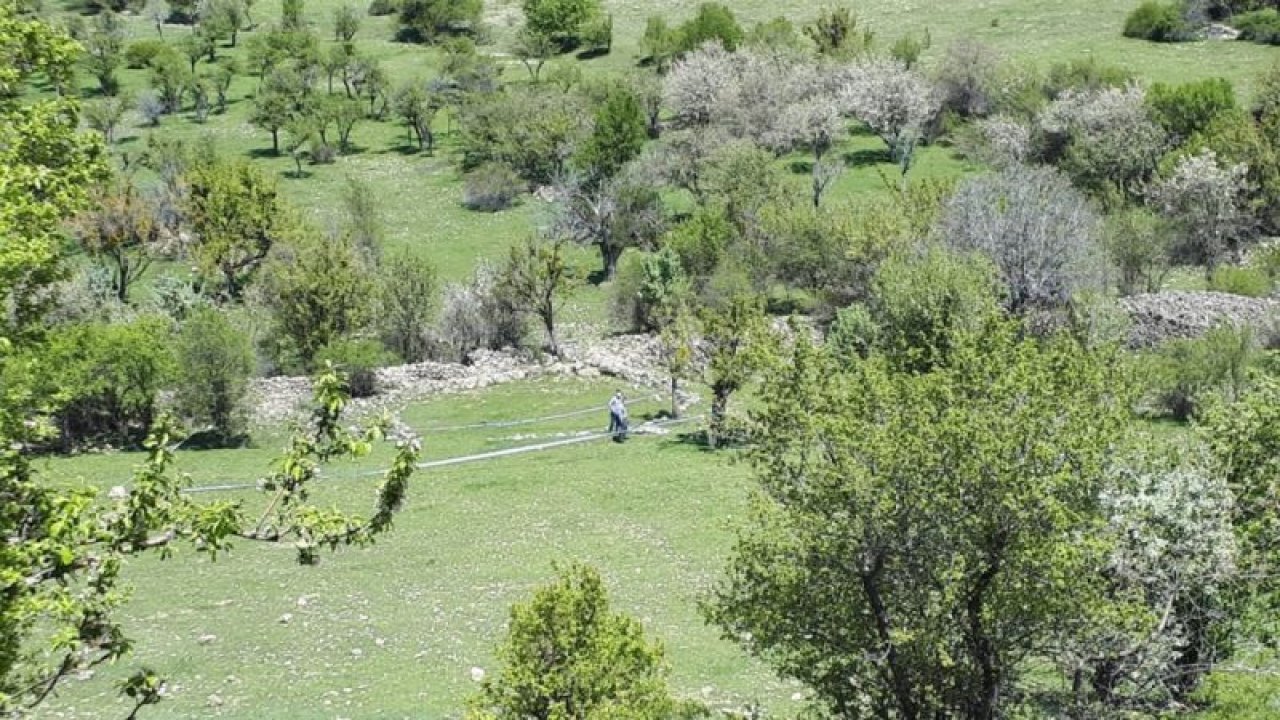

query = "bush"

[
  {"left": 174, "top": 307, "right": 254, "bottom": 444},
  {"left": 1123, "top": 1, "right": 1190, "bottom": 42},
  {"left": 368, "top": 0, "right": 398, "bottom": 14},
  {"left": 314, "top": 338, "right": 394, "bottom": 398},
  {"left": 124, "top": 39, "right": 168, "bottom": 69},
  {"left": 438, "top": 263, "right": 526, "bottom": 361},
  {"left": 1146, "top": 324, "right": 1256, "bottom": 420},
  {"left": 676, "top": 2, "right": 743, "bottom": 52},
  {"left": 41, "top": 317, "right": 175, "bottom": 449},
  {"left": 1208, "top": 264, "right": 1274, "bottom": 296},
  {"left": 397, "top": 0, "right": 482, "bottom": 43},
  {"left": 1236, "top": 8, "right": 1280, "bottom": 44},
  {"left": 1146, "top": 78, "right": 1236, "bottom": 140},
  {"left": 1043, "top": 57, "right": 1133, "bottom": 100},
  {"left": 462, "top": 162, "right": 524, "bottom": 212}
]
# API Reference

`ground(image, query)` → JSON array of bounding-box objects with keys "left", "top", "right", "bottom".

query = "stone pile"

[{"left": 1118, "top": 291, "right": 1279, "bottom": 348}]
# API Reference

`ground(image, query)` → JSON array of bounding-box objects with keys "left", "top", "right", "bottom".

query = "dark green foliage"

[
  {"left": 1146, "top": 324, "right": 1256, "bottom": 420},
  {"left": 574, "top": 83, "right": 647, "bottom": 185},
  {"left": 745, "top": 16, "right": 802, "bottom": 50},
  {"left": 1236, "top": 8, "right": 1280, "bottom": 43},
  {"left": 804, "top": 5, "right": 874, "bottom": 58},
  {"left": 80, "top": 11, "right": 125, "bottom": 95},
  {"left": 1147, "top": 78, "right": 1237, "bottom": 140},
  {"left": 467, "top": 564, "right": 704, "bottom": 720},
  {"left": 368, "top": 0, "right": 399, "bottom": 15},
  {"left": 1102, "top": 206, "right": 1174, "bottom": 295},
  {"left": 1043, "top": 57, "right": 1134, "bottom": 99},
  {"left": 174, "top": 307, "right": 254, "bottom": 443},
  {"left": 1208, "top": 264, "right": 1275, "bottom": 296},
  {"left": 314, "top": 338, "right": 393, "bottom": 397},
  {"left": 676, "top": 2, "right": 743, "bottom": 52},
  {"left": 397, "top": 0, "right": 481, "bottom": 43},
  {"left": 166, "top": 0, "right": 198, "bottom": 23},
  {"left": 462, "top": 162, "right": 524, "bottom": 212},
  {"left": 184, "top": 159, "right": 288, "bottom": 300},
  {"left": 282, "top": 0, "right": 304, "bottom": 29},
  {"left": 1123, "top": 0, "right": 1191, "bottom": 41},
  {"left": 665, "top": 205, "right": 733, "bottom": 282},
  {"left": 39, "top": 317, "right": 175, "bottom": 449}
]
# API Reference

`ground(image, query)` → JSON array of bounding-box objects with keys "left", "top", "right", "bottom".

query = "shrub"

[
  {"left": 827, "top": 302, "right": 878, "bottom": 363},
  {"left": 462, "top": 162, "right": 524, "bottom": 212},
  {"left": 1122, "top": 1, "right": 1190, "bottom": 42},
  {"left": 174, "top": 307, "right": 254, "bottom": 444},
  {"left": 1236, "top": 8, "right": 1280, "bottom": 44},
  {"left": 124, "top": 38, "right": 168, "bottom": 69},
  {"left": 377, "top": 251, "right": 440, "bottom": 363},
  {"left": 438, "top": 263, "right": 526, "bottom": 361},
  {"left": 676, "top": 3, "right": 743, "bottom": 53},
  {"left": 1146, "top": 324, "right": 1255, "bottom": 420},
  {"left": 1043, "top": 57, "right": 1134, "bottom": 100},
  {"left": 1208, "top": 265, "right": 1274, "bottom": 297},
  {"left": 367, "top": 0, "right": 398, "bottom": 15},
  {"left": 397, "top": 0, "right": 481, "bottom": 43},
  {"left": 1146, "top": 78, "right": 1236, "bottom": 140},
  {"left": 314, "top": 338, "right": 394, "bottom": 398},
  {"left": 1102, "top": 207, "right": 1174, "bottom": 295},
  {"left": 41, "top": 317, "right": 175, "bottom": 449}
]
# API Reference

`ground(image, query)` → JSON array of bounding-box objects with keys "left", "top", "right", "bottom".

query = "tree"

[
  {"left": 184, "top": 159, "right": 289, "bottom": 300},
  {"left": 767, "top": 98, "right": 845, "bottom": 207},
  {"left": 80, "top": 11, "right": 125, "bottom": 96},
  {"left": 676, "top": 2, "right": 743, "bottom": 52},
  {"left": 457, "top": 87, "right": 590, "bottom": 184},
  {"left": 341, "top": 175, "right": 383, "bottom": 257},
  {"left": 203, "top": 0, "right": 248, "bottom": 46},
  {"left": 805, "top": 5, "right": 874, "bottom": 58},
  {"left": 82, "top": 94, "right": 129, "bottom": 144},
  {"left": 394, "top": 80, "right": 439, "bottom": 152},
  {"left": 251, "top": 66, "right": 313, "bottom": 153},
  {"left": 173, "top": 306, "right": 254, "bottom": 442},
  {"left": 333, "top": 3, "right": 360, "bottom": 42},
  {"left": 640, "top": 15, "right": 677, "bottom": 69},
  {"left": 511, "top": 25, "right": 555, "bottom": 82},
  {"left": 260, "top": 229, "right": 375, "bottom": 369},
  {"left": 397, "top": 0, "right": 482, "bottom": 43},
  {"left": 72, "top": 180, "right": 165, "bottom": 303},
  {"left": 376, "top": 250, "right": 438, "bottom": 362},
  {"left": 574, "top": 83, "right": 647, "bottom": 186},
  {"left": 1146, "top": 78, "right": 1236, "bottom": 142},
  {"left": 282, "top": 0, "right": 304, "bottom": 30},
  {"left": 1102, "top": 206, "right": 1173, "bottom": 295},
  {"left": 1040, "top": 84, "right": 1168, "bottom": 199},
  {"left": 707, "top": 320, "right": 1133, "bottom": 720},
  {"left": 1148, "top": 149, "right": 1251, "bottom": 274},
  {"left": 837, "top": 58, "right": 939, "bottom": 171},
  {"left": 149, "top": 47, "right": 190, "bottom": 113},
  {"left": 325, "top": 94, "right": 364, "bottom": 152},
  {"left": 467, "top": 564, "right": 702, "bottom": 720},
  {"left": 438, "top": 263, "right": 527, "bottom": 361},
  {"left": 178, "top": 26, "right": 215, "bottom": 73},
  {"left": 167, "top": 0, "right": 199, "bottom": 23},
  {"left": 521, "top": 0, "right": 601, "bottom": 48},
  {"left": 699, "top": 293, "right": 775, "bottom": 449},
  {"left": 940, "top": 164, "right": 1103, "bottom": 313},
  {"left": 555, "top": 169, "right": 666, "bottom": 281},
  {"left": 499, "top": 234, "right": 577, "bottom": 359}
]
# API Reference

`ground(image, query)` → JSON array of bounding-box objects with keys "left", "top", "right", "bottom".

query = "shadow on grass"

[
  {"left": 180, "top": 429, "right": 251, "bottom": 451},
  {"left": 844, "top": 148, "right": 892, "bottom": 167},
  {"left": 789, "top": 159, "right": 814, "bottom": 175},
  {"left": 247, "top": 147, "right": 282, "bottom": 159},
  {"left": 576, "top": 47, "right": 611, "bottom": 60}
]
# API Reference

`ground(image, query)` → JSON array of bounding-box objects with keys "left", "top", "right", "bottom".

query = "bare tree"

[
  {"left": 554, "top": 166, "right": 666, "bottom": 281},
  {"left": 939, "top": 164, "right": 1104, "bottom": 313},
  {"left": 934, "top": 39, "right": 1003, "bottom": 118},
  {"left": 498, "top": 234, "right": 578, "bottom": 359}
]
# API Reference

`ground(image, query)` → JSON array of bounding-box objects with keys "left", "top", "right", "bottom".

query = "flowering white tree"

[
  {"left": 1147, "top": 149, "right": 1251, "bottom": 272},
  {"left": 836, "top": 58, "right": 940, "bottom": 170},
  {"left": 663, "top": 42, "right": 737, "bottom": 128},
  {"left": 972, "top": 114, "right": 1032, "bottom": 168},
  {"left": 1040, "top": 83, "right": 1167, "bottom": 197}
]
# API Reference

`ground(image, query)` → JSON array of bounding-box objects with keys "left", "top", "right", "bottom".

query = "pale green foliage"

[
  {"left": 708, "top": 321, "right": 1134, "bottom": 719},
  {"left": 376, "top": 250, "right": 438, "bottom": 362},
  {"left": 467, "top": 563, "right": 703, "bottom": 720},
  {"left": 184, "top": 159, "right": 289, "bottom": 301},
  {"left": 1102, "top": 206, "right": 1173, "bottom": 295},
  {"left": 1145, "top": 324, "right": 1256, "bottom": 421},
  {"left": 499, "top": 235, "right": 577, "bottom": 358}
]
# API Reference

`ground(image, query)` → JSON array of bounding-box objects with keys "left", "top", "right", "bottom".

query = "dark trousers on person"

[{"left": 608, "top": 412, "right": 628, "bottom": 441}]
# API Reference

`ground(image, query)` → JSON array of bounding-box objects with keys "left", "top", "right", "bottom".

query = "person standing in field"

[{"left": 608, "top": 390, "right": 628, "bottom": 442}]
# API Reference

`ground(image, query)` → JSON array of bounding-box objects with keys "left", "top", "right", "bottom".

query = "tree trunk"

[
  {"left": 707, "top": 388, "right": 729, "bottom": 449},
  {"left": 669, "top": 376, "right": 679, "bottom": 419},
  {"left": 542, "top": 310, "right": 561, "bottom": 359},
  {"left": 859, "top": 560, "right": 920, "bottom": 720},
  {"left": 965, "top": 541, "right": 1005, "bottom": 720},
  {"left": 271, "top": 127, "right": 279, "bottom": 154},
  {"left": 600, "top": 243, "right": 622, "bottom": 281}
]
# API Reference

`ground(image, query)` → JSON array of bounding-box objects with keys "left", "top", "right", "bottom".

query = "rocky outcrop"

[
  {"left": 248, "top": 335, "right": 679, "bottom": 427},
  {"left": 1118, "top": 291, "right": 1279, "bottom": 348}
]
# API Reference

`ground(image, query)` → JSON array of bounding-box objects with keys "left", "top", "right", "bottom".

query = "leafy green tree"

[
  {"left": 511, "top": 25, "right": 555, "bottom": 81},
  {"left": 342, "top": 175, "right": 383, "bottom": 257},
  {"left": 394, "top": 80, "right": 439, "bottom": 152},
  {"left": 676, "top": 2, "right": 743, "bottom": 52},
  {"left": 0, "top": 5, "right": 108, "bottom": 343},
  {"left": 260, "top": 230, "right": 375, "bottom": 370},
  {"left": 333, "top": 2, "right": 360, "bottom": 41},
  {"left": 80, "top": 11, "right": 126, "bottom": 96},
  {"left": 149, "top": 46, "right": 191, "bottom": 113},
  {"left": 174, "top": 306, "right": 254, "bottom": 442},
  {"left": 1101, "top": 206, "right": 1173, "bottom": 295},
  {"left": 82, "top": 94, "right": 130, "bottom": 144},
  {"left": 699, "top": 293, "right": 775, "bottom": 449},
  {"left": 574, "top": 83, "right": 647, "bottom": 186},
  {"left": 640, "top": 15, "right": 677, "bottom": 69},
  {"left": 467, "top": 563, "right": 704, "bottom": 720},
  {"left": 707, "top": 320, "right": 1134, "bottom": 720},
  {"left": 457, "top": 86, "right": 590, "bottom": 184},
  {"left": 1146, "top": 78, "right": 1236, "bottom": 142},
  {"left": 178, "top": 26, "right": 215, "bottom": 73},
  {"left": 521, "top": 0, "right": 601, "bottom": 48},
  {"left": 203, "top": 0, "right": 248, "bottom": 46},
  {"left": 184, "top": 159, "right": 289, "bottom": 300},
  {"left": 376, "top": 250, "right": 438, "bottom": 362},
  {"left": 499, "top": 234, "right": 577, "bottom": 359},
  {"left": 804, "top": 5, "right": 874, "bottom": 58},
  {"left": 282, "top": 0, "right": 304, "bottom": 30},
  {"left": 397, "top": 0, "right": 482, "bottom": 43}
]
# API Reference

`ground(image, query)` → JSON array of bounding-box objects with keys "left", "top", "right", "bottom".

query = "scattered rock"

[
  {"left": 197, "top": 634, "right": 217, "bottom": 645},
  {"left": 278, "top": 613, "right": 293, "bottom": 624},
  {"left": 107, "top": 485, "right": 128, "bottom": 501},
  {"left": 1118, "top": 291, "right": 1279, "bottom": 348},
  {"left": 470, "top": 667, "right": 485, "bottom": 682},
  {"left": 207, "top": 693, "right": 223, "bottom": 708},
  {"left": 1205, "top": 23, "right": 1240, "bottom": 40}
]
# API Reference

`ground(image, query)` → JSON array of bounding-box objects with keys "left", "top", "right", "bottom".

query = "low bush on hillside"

[
  {"left": 1208, "top": 264, "right": 1275, "bottom": 296},
  {"left": 462, "top": 162, "right": 524, "bottom": 212},
  {"left": 1123, "top": 1, "right": 1191, "bottom": 41},
  {"left": 1236, "top": 8, "right": 1280, "bottom": 44},
  {"left": 315, "top": 338, "right": 395, "bottom": 398},
  {"left": 1145, "top": 324, "right": 1256, "bottom": 420}
]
